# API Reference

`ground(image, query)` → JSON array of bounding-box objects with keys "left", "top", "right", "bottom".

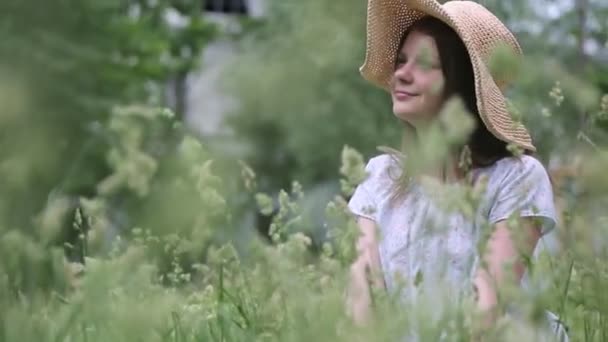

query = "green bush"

[
  {"left": 0, "top": 101, "right": 606, "bottom": 341},
  {"left": 1, "top": 0, "right": 608, "bottom": 340}
]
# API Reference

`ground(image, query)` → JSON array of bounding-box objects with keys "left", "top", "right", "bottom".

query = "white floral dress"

[{"left": 348, "top": 154, "right": 569, "bottom": 341}]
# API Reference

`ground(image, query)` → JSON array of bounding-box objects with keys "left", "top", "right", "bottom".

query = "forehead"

[{"left": 399, "top": 30, "right": 439, "bottom": 58}]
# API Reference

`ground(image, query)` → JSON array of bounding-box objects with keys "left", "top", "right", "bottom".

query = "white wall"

[{"left": 185, "top": 0, "right": 266, "bottom": 136}]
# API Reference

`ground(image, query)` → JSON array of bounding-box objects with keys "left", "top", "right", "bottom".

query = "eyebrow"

[
  {"left": 395, "top": 52, "right": 408, "bottom": 64},
  {"left": 397, "top": 50, "right": 441, "bottom": 66}
]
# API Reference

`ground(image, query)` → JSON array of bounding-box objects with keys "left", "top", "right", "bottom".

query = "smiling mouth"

[{"left": 393, "top": 91, "right": 419, "bottom": 100}]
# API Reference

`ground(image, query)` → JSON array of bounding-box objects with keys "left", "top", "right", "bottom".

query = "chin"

[{"left": 393, "top": 106, "right": 416, "bottom": 121}]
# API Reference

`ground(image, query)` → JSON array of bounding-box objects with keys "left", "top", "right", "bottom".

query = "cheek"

[
  {"left": 422, "top": 74, "right": 445, "bottom": 96},
  {"left": 420, "top": 77, "right": 446, "bottom": 108},
  {"left": 430, "top": 78, "right": 446, "bottom": 97}
]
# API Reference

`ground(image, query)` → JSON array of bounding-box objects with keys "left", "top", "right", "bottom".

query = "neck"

[{"left": 400, "top": 124, "right": 464, "bottom": 183}]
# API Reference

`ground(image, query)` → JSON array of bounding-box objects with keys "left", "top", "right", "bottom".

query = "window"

[{"left": 204, "top": 0, "right": 248, "bottom": 14}]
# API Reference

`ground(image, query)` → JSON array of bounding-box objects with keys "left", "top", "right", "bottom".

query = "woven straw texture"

[{"left": 360, "top": 0, "right": 535, "bottom": 151}]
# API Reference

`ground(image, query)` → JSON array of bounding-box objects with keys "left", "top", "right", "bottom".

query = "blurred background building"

[{"left": 180, "top": 0, "right": 267, "bottom": 136}]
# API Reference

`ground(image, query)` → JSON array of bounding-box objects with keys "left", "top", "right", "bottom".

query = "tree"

[
  {"left": 0, "top": 0, "right": 216, "bottom": 253},
  {"left": 218, "top": 0, "right": 401, "bottom": 193}
]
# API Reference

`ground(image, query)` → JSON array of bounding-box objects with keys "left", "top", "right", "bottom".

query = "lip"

[{"left": 393, "top": 90, "right": 418, "bottom": 101}]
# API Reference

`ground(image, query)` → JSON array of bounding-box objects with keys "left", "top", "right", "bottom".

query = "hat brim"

[{"left": 359, "top": 0, "right": 535, "bottom": 151}]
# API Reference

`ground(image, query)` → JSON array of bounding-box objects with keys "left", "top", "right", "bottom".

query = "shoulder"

[
  {"left": 484, "top": 154, "right": 554, "bottom": 209},
  {"left": 366, "top": 153, "right": 396, "bottom": 170},
  {"left": 365, "top": 153, "right": 402, "bottom": 179},
  {"left": 488, "top": 154, "right": 550, "bottom": 186},
  {"left": 485, "top": 155, "right": 557, "bottom": 232},
  {"left": 348, "top": 154, "right": 400, "bottom": 219},
  {"left": 358, "top": 153, "right": 401, "bottom": 195}
]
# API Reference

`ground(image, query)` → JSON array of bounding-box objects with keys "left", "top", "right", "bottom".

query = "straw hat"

[{"left": 360, "top": 0, "right": 535, "bottom": 151}]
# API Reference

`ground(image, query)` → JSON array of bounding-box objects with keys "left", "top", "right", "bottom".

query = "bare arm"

[
  {"left": 473, "top": 218, "right": 542, "bottom": 325},
  {"left": 346, "top": 216, "right": 385, "bottom": 325}
]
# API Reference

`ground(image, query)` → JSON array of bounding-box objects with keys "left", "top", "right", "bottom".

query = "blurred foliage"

[
  {"left": 0, "top": 109, "right": 606, "bottom": 339},
  {"left": 0, "top": 0, "right": 607, "bottom": 340},
  {"left": 219, "top": 0, "right": 402, "bottom": 192},
  {"left": 0, "top": 0, "right": 216, "bottom": 244},
  {"left": 219, "top": 0, "right": 608, "bottom": 193}
]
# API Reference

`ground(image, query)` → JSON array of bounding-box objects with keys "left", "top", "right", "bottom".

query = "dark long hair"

[
  {"left": 398, "top": 16, "right": 519, "bottom": 168},
  {"left": 388, "top": 16, "right": 532, "bottom": 202}
]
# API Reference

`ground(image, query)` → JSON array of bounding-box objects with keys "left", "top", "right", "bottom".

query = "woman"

[{"left": 346, "top": 0, "right": 568, "bottom": 340}]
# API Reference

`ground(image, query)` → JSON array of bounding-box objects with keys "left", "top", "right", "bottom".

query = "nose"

[{"left": 394, "top": 61, "right": 414, "bottom": 85}]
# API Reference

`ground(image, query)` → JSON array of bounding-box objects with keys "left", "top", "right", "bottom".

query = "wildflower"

[{"left": 549, "top": 81, "right": 564, "bottom": 107}]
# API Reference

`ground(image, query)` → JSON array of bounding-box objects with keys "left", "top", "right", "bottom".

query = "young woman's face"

[{"left": 391, "top": 30, "right": 446, "bottom": 126}]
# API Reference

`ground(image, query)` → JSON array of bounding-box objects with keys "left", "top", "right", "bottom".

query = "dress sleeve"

[
  {"left": 347, "top": 157, "right": 381, "bottom": 222},
  {"left": 488, "top": 156, "right": 557, "bottom": 236}
]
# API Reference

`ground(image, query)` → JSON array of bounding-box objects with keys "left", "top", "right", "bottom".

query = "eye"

[
  {"left": 429, "top": 61, "right": 442, "bottom": 70},
  {"left": 395, "top": 55, "right": 407, "bottom": 68}
]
